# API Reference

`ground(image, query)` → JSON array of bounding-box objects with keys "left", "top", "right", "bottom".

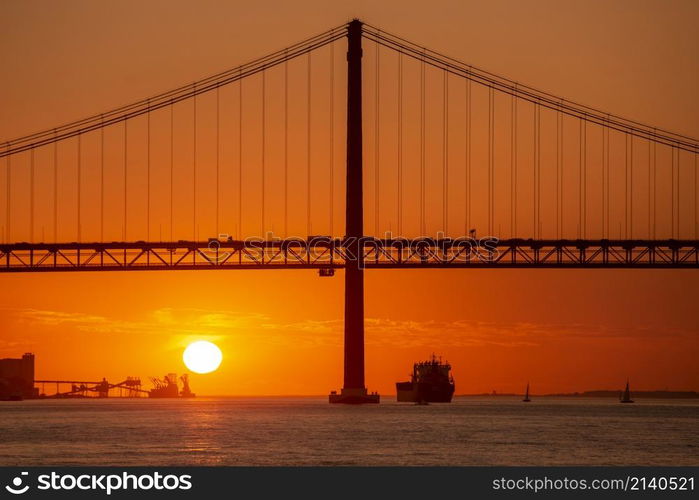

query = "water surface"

[{"left": 1, "top": 397, "right": 697, "bottom": 465}]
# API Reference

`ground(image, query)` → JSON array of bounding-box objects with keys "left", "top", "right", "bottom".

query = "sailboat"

[
  {"left": 620, "top": 380, "right": 634, "bottom": 403},
  {"left": 522, "top": 383, "right": 531, "bottom": 402}
]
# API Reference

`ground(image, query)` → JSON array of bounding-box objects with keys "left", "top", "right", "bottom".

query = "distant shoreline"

[
  {"left": 5, "top": 392, "right": 699, "bottom": 400},
  {"left": 457, "top": 391, "right": 699, "bottom": 399}
]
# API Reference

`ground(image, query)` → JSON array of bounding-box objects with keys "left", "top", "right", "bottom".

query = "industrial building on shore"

[{"left": 0, "top": 353, "right": 39, "bottom": 400}]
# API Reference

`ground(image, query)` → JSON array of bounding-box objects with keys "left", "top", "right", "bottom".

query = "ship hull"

[
  {"left": 148, "top": 386, "right": 179, "bottom": 398},
  {"left": 396, "top": 381, "right": 455, "bottom": 403}
]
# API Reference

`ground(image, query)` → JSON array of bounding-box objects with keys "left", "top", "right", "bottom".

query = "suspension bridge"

[{"left": 2, "top": 20, "right": 698, "bottom": 403}]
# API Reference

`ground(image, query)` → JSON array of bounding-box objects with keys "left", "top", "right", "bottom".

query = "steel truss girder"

[{"left": 0, "top": 239, "right": 697, "bottom": 272}]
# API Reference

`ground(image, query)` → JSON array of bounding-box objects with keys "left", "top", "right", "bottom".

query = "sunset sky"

[{"left": 1, "top": 0, "right": 698, "bottom": 396}]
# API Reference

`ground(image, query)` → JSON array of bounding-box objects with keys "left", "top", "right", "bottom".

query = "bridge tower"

[{"left": 329, "top": 20, "right": 380, "bottom": 404}]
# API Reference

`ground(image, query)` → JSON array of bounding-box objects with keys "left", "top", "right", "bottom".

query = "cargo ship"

[
  {"left": 149, "top": 373, "right": 195, "bottom": 398},
  {"left": 396, "top": 355, "right": 455, "bottom": 403}
]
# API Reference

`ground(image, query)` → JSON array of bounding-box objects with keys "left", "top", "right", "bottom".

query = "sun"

[{"left": 183, "top": 341, "right": 222, "bottom": 374}]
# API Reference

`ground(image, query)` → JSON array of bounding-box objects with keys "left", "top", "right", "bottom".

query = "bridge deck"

[{"left": 1, "top": 239, "right": 697, "bottom": 272}]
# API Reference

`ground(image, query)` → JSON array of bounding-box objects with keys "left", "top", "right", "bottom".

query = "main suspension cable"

[
  {"left": 2, "top": 25, "right": 347, "bottom": 157},
  {"left": 362, "top": 25, "right": 698, "bottom": 153}
]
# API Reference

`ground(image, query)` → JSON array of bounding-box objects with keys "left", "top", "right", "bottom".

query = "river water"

[{"left": 1, "top": 396, "right": 697, "bottom": 466}]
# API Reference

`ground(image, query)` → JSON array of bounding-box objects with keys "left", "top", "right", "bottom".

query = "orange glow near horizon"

[{"left": 1, "top": 1, "right": 698, "bottom": 396}]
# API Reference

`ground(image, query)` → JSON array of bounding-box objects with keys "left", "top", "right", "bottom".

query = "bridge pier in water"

[{"left": 329, "top": 20, "right": 379, "bottom": 404}]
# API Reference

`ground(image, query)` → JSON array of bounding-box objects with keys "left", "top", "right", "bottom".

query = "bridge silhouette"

[{"left": 2, "top": 20, "right": 698, "bottom": 403}]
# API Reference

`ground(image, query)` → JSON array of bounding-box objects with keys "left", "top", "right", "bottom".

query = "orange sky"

[{"left": 0, "top": 0, "right": 698, "bottom": 396}]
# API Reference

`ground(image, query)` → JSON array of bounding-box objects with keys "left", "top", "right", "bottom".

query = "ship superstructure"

[
  {"left": 149, "top": 373, "right": 196, "bottom": 398},
  {"left": 396, "top": 355, "right": 455, "bottom": 403}
]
